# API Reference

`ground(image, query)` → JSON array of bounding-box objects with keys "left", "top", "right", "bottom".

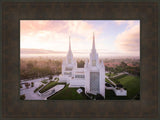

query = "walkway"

[
  {"left": 105, "top": 76, "right": 116, "bottom": 86},
  {"left": 20, "top": 75, "right": 59, "bottom": 100},
  {"left": 111, "top": 72, "right": 128, "bottom": 78}
]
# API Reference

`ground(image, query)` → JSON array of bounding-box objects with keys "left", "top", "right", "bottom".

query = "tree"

[
  {"left": 20, "top": 58, "right": 62, "bottom": 79},
  {"left": 108, "top": 72, "right": 111, "bottom": 77},
  {"left": 119, "top": 62, "right": 128, "bottom": 71},
  {"left": 25, "top": 83, "right": 30, "bottom": 89},
  {"left": 126, "top": 66, "right": 140, "bottom": 76},
  {"left": 20, "top": 94, "right": 26, "bottom": 100},
  {"left": 27, "top": 62, "right": 34, "bottom": 69},
  {"left": 31, "top": 82, "right": 34, "bottom": 87},
  {"left": 77, "top": 60, "right": 85, "bottom": 68},
  {"left": 120, "top": 61, "right": 127, "bottom": 67},
  {"left": 49, "top": 75, "right": 53, "bottom": 80},
  {"left": 105, "top": 66, "right": 108, "bottom": 71}
]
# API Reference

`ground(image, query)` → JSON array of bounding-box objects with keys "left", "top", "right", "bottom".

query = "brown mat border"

[{"left": 2, "top": 2, "right": 158, "bottom": 118}]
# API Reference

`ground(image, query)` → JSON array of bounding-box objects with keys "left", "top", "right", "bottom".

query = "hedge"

[
  {"left": 39, "top": 81, "right": 58, "bottom": 93},
  {"left": 34, "top": 84, "right": 44, "bottom": 93}
]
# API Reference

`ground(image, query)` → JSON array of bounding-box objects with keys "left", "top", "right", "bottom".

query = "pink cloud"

[
  {"left": 20, "top": 20, "right": 101, "bottom": 51},
  {"left": 114, "top": 20, "right": 138, "bottom": 29},
  {"left": 115, "top": 24, "right": 140, "bottom": 55},
  {"left": 21, "top": 48, "right": 65, "bottom": 54},
  {"left": 114, "top": 20, "right": 126, "bottom": 25},
  {"left": 20, "top": 20, "right": 66, "bottom": 36},
  {"left": 20, "top": 20, "right": 98, "bottom": 38}
]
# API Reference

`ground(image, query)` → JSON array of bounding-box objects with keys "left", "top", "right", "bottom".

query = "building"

[{"left": 59, "top": 33, "right": 105, "bottom": 98}]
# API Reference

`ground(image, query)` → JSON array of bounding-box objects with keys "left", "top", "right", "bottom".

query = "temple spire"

[
  {"left": 69, "top": 36, "right": 71, "bottom": 51},
  {"left": 67, "top": 36, "right": 73, "bottom": 64},
  {"left": 92, "top": 32, "right": 96, "bottom": 51},
  {"left": 67, "top": 35, "right": 73, "bottom": 56}
]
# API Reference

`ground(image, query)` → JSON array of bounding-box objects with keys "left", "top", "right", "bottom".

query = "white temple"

[{"left": 59, "top": 33, "right": 105, "bottom": 98}]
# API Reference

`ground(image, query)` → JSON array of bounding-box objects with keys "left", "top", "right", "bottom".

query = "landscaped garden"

[
  {"left": 105, "top": 74, "right": 140, "bottom": 100},
  {"left": 47, "top": 85, "right": 89, "bottom": 100},
  {"left": 35, "top": 72, "right": 140, "bottom": 100},
  {"left": 105, "top": 89, "right": 129, "bottom": 100},
  {"left": 105, "top": 78, "right": 115, "bottom": 87},
  {"left": 41, "top": 79, "right": 48, "bottom": 84},
  {"left": 34, "top": 84, "right": 44, "bottom": 93},
  {"left": 105, "top": 72, "right": 116, "bottom": 77},
  {"left": 46, "top": 74, "right": 140, "bottom": 100},
  {"left": 39, "top": 80, "right": 58, "bottom": 93},
  {"left": 116, "top": 75, "right": 140, "bottom": 99},
  {"left": 110, "top": 74, "right": 128, "bottom": 84}
]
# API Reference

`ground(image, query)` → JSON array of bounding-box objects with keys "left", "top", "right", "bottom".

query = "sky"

[{"left": 20, "top": 20, "right": 140, "bottom": 58}]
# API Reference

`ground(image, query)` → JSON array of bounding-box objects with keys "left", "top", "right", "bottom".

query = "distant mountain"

[{"left": 21, "top": 48, "right": 65, "bottom": 54}]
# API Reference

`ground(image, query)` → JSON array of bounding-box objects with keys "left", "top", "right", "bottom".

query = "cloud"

[
  {"left": 21, "top": 48, "right": 65, "bottom": 54},
  {"left": 20, "top": 20, "right": 99, "bottom": 39},
  {"left": 114, "top": 20, "right": 138, "bottom": 29},
  {"left": 115, "top": 24, "right": 140, "bottom": 56},
  {"left": 20, "top": 20, "right": 101, "bottom": 51},
  {"left": 20, "top": 20, "right": 140, "bottom": 57},
  {"left": 114, "top": 20, "right": 127, "bottom": 25}
]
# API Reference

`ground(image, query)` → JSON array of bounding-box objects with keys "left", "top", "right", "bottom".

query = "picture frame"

[{"left": 1, "top": 1, "right": 159, "bottom": 119}]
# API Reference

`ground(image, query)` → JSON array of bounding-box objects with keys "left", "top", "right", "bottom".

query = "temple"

[{"left": 59, "top": 33, "right": 105, "bottom": 98}]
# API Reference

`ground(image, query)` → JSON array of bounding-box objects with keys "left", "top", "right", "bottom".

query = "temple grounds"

[{"left": 20, "top": 73, "right": 140, "bottom": 100}]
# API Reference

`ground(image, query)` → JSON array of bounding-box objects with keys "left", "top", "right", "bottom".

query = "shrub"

[
  {"left": 34, "top": 84, "right": 44, "bottom": 93},
  {"left": 25, "top": 83, "right": 30, "bottom": 89},
  {"left": 105, "top": 83, "right": 112, "bottom": 87},
  {"left": 116, "top": 83, "right": 123, "bottom": 88},
  {"left": 20, "top": 94, "right": 25, "bottom": 100},
  {"left": 39, "top": 81, "right": 58, "bottom": 93},
  {"left": 31, "top": 82, "right": 34, "bottom": 87},
  {"left": 54, "top": 77, "right": 59, "bottom": 80},
  {"left": 86, "top": 93, "right": 96, "bottom": 100},
  {"left": 96, "top": 94, "right": 104, "bottom": 100},
  {"left": 124, "top": 87, "right": 127, "bottom": 90},
  {"left": 134, "top": 93, "right": 140, "bottom": 100},
  {"left": 41, "top": 79, "right": 48, "bottom": 84}
]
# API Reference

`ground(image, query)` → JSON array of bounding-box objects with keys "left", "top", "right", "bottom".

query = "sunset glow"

[{"left": 20, "top": 20, "right": 140, "bottom": 57}]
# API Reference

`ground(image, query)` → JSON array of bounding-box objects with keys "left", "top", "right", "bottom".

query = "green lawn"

[
  {"left": 39, "top": 80, "right": 58, "bottom": 93},
  {"left": 105, "top": 74, "right": 140, "bottom": 100},
  {"left": 46, "top": 74, "right": 140, "bottom": 100},
  {"left": 110, "top": 74, "right": 128, "bottom": 84},
  {"left": 47, "top": 85, "right": 89, "bottom": 100},
  {"left": 116, "top": 75, "right": 140, "bottom": 99}
]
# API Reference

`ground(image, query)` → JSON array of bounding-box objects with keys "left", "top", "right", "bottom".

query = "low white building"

[
  {"left": 114, "top": 88, "right": 127, "bottom": 96},
  {"left": 59, "top": 33, "right": 105, "bottom": 98},
  {"left": 106, "top": 85, "right": 127, "bottom": 96}
]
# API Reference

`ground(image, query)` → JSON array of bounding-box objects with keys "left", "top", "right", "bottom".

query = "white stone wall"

[
  {"left": 99, "top": 65, "right": 105, "bottom": 98},
  {"left": 59, "top": 34, "right": 106, "bottom": 98},
  {"left": 69, "top": 79, "right": 85, "bottom": 88}
]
